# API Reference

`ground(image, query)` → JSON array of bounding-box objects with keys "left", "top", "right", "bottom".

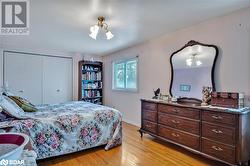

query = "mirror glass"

[{"left": 170, "top": 41, "right": 218, "bottom": 100}]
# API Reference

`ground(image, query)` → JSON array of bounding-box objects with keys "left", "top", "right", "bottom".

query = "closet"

[{"left": 3, "top": 51, "right": 73, "bottom": 104}]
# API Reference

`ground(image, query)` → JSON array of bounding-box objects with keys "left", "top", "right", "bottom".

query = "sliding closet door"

[
  {"left": 4, "top": 52, "right": 43, "bottom": 104},
  {"left": 43, "top": 56, "right": 73, "bottom": 104}
]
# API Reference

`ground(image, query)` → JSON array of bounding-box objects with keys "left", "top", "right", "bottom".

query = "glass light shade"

[
  {"left": 106, "top": 31, "right": 114, "bottom": 40},
  {"left": 89, "top": 32, "right": 97, "bottom": 40},
  {"left": 186, "top": 58, "right": 192, "bottom": 66},
  {"left": 186, "top": 61, "right": 192, "bottom": 66},
  {"left": 90, "top": 25, "right": 99, "bottom": 33},
  {"left": 196, "top": 60, "right": 202, "bottom": 66},
  {"left": 89, "top": 25, "right": 99, "bottom": 40}
]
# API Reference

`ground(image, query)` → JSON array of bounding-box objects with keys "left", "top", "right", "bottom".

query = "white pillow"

[{"left": 0, "top": 95, "right": 27, "bottom": 119}]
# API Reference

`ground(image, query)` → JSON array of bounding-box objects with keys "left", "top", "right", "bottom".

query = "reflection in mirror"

[{"left": 170, "top": 41, "right": 218, "bottom": 101}]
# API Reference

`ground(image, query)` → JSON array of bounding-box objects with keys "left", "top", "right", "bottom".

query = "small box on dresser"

[{"left": 211, "top": 92, "right": 244, "bottom": 109}]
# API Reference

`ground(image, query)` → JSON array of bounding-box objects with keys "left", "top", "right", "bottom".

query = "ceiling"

[{"left": 0, "top": 0, "right": 250, "bottom": 56}]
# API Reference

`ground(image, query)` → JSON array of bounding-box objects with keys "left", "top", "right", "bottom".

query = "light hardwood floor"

[{"left": 38, "top": 122, "right": 226, "bottom": 166}]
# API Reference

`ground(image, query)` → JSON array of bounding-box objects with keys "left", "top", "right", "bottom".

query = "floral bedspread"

[{"left": 0, "top": 101, "right": 122, "bottom": 159}]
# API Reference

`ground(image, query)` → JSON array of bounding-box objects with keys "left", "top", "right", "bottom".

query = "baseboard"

[{"left": 122, "top": 118, "right": 140, "bottom": 127}]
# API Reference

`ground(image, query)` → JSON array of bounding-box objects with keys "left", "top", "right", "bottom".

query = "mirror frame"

[{"left": 169, "top": 40, "right": 219, "bottom": 102}]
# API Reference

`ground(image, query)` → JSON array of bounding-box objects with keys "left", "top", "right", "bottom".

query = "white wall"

[
  {"left": 0, "top": 49, "right": 3, "bottom": 88},
  {"left": 103, "top": 7, "right": 250, "bottom": 126}
]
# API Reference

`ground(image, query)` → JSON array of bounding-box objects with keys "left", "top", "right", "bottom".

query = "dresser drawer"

[
  {"left": 202, "top": 123, "right": 235, "bottom": 145},
  {"left": 158, "top": 125, "right": 200, "bottom": 150},
  {"left": 202, "top": 139, "right": 235, "bottom": 164},
  {"left": 158, "top": 113, "right": 200, "bottom": 135},
  {"left": 142, "top": 101, "right": 157, "bottom": 111},
  {"left": 143, "top": 109, "right": 157, "bottom": 122},
  {"left": 142, "top": 120, "right": 157, "bottom": 134},
  {"left": 158, "top": 104, "right": 200, "bottom": 120},
  {"left": 202, "top": 111, "right": 236, "bottom": 126}
]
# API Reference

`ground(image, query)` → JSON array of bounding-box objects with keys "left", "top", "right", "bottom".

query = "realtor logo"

[
  {"left": 0, "top": 159, "right": 8, "bottom": 166},
  {"left": 0, "top": 159, "right": 25, "bottom": 165},
  {"left": 0, "top": 0, "right": 30, "bottom": 35}
]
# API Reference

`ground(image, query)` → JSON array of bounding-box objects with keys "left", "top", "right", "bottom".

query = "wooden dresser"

[{"left": 139, "top": 99, "right": 250, "bottom": 166}]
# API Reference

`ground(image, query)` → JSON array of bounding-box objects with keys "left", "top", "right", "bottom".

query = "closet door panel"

[
  {"left": 43, "top": 56, "right": 73, "bottom": 104},
  {"left": 4, "top": 52, "right": 43, "bottom": 104}
]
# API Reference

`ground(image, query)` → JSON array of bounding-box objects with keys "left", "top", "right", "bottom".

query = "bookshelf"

[{"left": 78, "top": 60, "right": 103, "bottom": 105}]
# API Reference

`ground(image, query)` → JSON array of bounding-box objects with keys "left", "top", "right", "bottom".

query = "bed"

[{"left": 0, "top": 100, "right": 122, "bottom": 159}]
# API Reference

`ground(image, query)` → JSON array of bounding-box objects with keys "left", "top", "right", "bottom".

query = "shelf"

[
  {"left": 83, "top": 88, "right": 102, "bottom": 90},
  {"left": 82, "top": 80, "right": 102, "bottom": 82},
  {"left": 82, "top": 62, "right": 102, "bottom": 66},
  {"left": 82, "top": 96, "right": 102, "bottom": 99},
  {"left": 82, "top": 70, "right": 100, "bottom": 72}
]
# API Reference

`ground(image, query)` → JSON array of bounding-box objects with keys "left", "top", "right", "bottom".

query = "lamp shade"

[
  {"left": 89, "top": 25, "right": 99, "bottom": 40},
  {"left": 106, "top": 31, "right": 114, "bottom": 40},
  {"left": 89, "top": 32, "right": 98, "bottom": 40},
  {"left": 196, "top": 60, "right": 202, "bottom": 66},
  {"left": 186, "top": 58, "right": 192, "bottom": 66}
]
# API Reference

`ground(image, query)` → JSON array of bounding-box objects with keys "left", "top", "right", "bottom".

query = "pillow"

[
  {"left": 0, "top": 95, "right": 27, "bottom": 119},
  {"left": 0, "top": 110, "right": 15, "bottom": 122},
  {"left": 2, "top": 91, "right": 14, "bottom": 96},
  {"left": 8, "top": 96, "right": 38, "bottom": 112}
]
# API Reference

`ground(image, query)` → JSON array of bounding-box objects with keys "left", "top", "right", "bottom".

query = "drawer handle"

[
  {"left": 171, "top": 120, "right": 180, "bottom": 124},
  {"left": 212, "top": 129, "right": 223, "bottom": 134},
  {"left": 171, "top": 133, "right": 180, "bottom": 137},
  {"left": 173, "top": 109, "right": 180, "bottom": 113},
  {"left": 211, "top": 146, "right": 223, "bottom": 151},
  {"left": 211, "top": 115, "right": 223, "bottom": 120},
  {"left": 145, "top": 124, "right": 151, "bottom": 128}
]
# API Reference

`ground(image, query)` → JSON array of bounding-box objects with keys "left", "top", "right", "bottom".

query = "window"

[{"left": 112, "top": 57, "right": 138, "bottom": 91}]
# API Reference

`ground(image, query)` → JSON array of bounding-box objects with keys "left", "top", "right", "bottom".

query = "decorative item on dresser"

[
  {"left": 152, "top": 88, "right": 161, "bottom": 99},
  {"left": 211, "top": 92, "right": 244, "bottom": 109},
  {"left": 139, "top": 99, "right": 250, "bottom": 166},
  {"left": 201, "top": 86, "right": 212, "bottom": 106},
  {"left": 78, "top": 60, "right": 103, "bottom": 105}
]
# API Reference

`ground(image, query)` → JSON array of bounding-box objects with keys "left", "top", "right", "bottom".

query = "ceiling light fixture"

[
  {"left": 186, "top": 53, "right": 202, "bottom": 67},
  {"left": 89, "top": 16, "right": 114, "bottom": 40}
]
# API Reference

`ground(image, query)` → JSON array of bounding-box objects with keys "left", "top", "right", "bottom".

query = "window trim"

[{"left": 112, "top": 57, "right": 139, "bottom": 92}]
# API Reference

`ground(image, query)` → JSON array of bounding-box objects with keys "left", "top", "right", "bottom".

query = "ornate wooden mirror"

[{"left": 169, "top": 40, "right": 218, "bottom": 102}]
